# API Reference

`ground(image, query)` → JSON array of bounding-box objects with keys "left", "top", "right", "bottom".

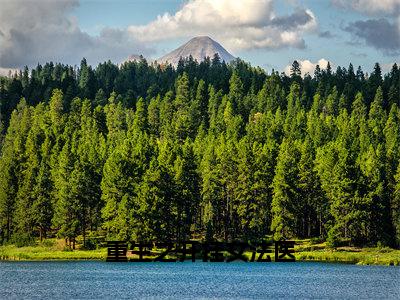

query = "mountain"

[
  {"left": 157, "top": 36, "right": 235, "bottom": 66},
  {"left": 126, "top": 54, "right": 145, "bottom": 62},
  {"left": 125, "top": 54, "right": 154, "bottom": 64}
]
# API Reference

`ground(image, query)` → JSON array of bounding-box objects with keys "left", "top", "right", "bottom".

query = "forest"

[{"left": 0, "top": 55, "right": 399, "bottom": 248}]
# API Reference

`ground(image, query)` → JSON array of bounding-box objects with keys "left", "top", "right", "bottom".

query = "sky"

[{"left": 0, "top": 0, "right": 399, "bottom": 76}]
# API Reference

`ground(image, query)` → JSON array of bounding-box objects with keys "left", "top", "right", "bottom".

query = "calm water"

[{"left": 0, "top": 261, "right": 399, "bottom": 299}]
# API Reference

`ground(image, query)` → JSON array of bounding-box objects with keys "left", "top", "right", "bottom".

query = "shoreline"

[
  {"left": 1, "top": 245, "right": 399, "bottom": 266},
  {"left": 1, "top": 257, "right": 398, "bottom": 266}
]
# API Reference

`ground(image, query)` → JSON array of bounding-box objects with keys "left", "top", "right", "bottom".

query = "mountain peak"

[
  {"left": 158, "top": 36, "right": 235, "bottom": 67},
  {"left": 189, "top": 36, "right": 214, "bottom": 42}
]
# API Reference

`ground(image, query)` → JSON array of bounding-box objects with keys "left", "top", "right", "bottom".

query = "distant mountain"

[
  {"left": 126, "top": 54, "right": 145, "bottom": 62},
  {"left": 125, "top": 54, "right": 154, "bottom": 64},
  {"left": 157, "top": 36, "right": 235, "bottom": 66}
]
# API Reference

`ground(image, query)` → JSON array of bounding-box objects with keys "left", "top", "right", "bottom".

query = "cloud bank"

[
  {"left": 332, "top": 0, "right": 400, "bottom": 15},
  {"left": 333, "top": 0, "right": 400, "bottom": 56},
  {"left": 127, "top": 0, "right": 318, "bottom": 51},
  {"left": 345, "top": 18, "right": 400, "bottom": 55},
  {"left": 284, "top": 59, "right": 330, "bottom": 77},
  {"left": 0, "top": 0, "right": 153, "bottom": 69}
]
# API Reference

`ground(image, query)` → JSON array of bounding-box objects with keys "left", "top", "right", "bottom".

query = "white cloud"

[
  {"left": 284, "top": 59, "right": 330, "bottom": 76},
  {"left": 381, "top": 62, "right": 399, "bottom": 72},
  {"left": 0, "top": 0, "right": 320, "bottom": 69},
  {"left": 127, "top": 0, "right": 318, "bottom": 52},
  {"left": 332, "top": 0, "right": 400, "bottom": 15},
  {"left": 0, "top": 0, "right": 153, "bottom": 69},
  {"left": 0, "top": 67, "right": 19, "bottom": 77}
]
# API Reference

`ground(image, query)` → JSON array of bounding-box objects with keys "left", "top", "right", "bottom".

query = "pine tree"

[
  {"left": 76, "top": 100, "right": 106, "bottom": 241},
  {"left": 79, "top": 58, "right": 96, "bottom": 100},
  {"left": 173, "top": 72, "right": 193, "bottom": 140},
  {"left": 101, "top": 130, "right": 151, "bottom": 239},
  {"left": 228, "top": 70, "right": 244, "bottom": 115},
  {"left": 94, "top": 88, "right": 107, "bottom": 107},
  {"left": 0, "top": 99, "right": 31, "bottom": 241},
  {"left": 52, "top": 140, "right": 77, "bottom": 247},
  {"left": 135, "top": 158, "right": 177, "bottom": 241},
  {"left": 393, "top": 163, "right": 400, "bottom": 246},
  {"left": 234, "top": 138, "right": 273, "bottom": 239},
  {"left": 290, "top": 60, "right": 302, "bottom": 81},
  {"left": 297, "top": 137, "right": 327, "bottom": 237},
  {"left": 49, "top": 89, "right": 64, "bottom": 136},
  {"left": 368, "top": 87, "right": 386, "bottom": 145},
  {"left": 173, "top": 139, "right": 200, "bottom": 240},
  {"left": 133, "top": 97, "right": 147, "bottom": 132},
  {"left": 325, "top": 86, "right": 338, "bottom": 115},
  {"left": 271, "top": 138, "right": 301, "bottom": 240},
  {"left": 147, "top": 95, "right": 160, "bottom": 136},
  {"left": 256, "top": 73, "right": 285, "bottom": 113},
  {"left": 0, "top": 112, "right": 4, "bottom": 150},
  {"left": 32, "top": 136, "right": 53, "bottom": 241},
  {"left": 15, "top": 103, "right": 46, "bottom": 238}
]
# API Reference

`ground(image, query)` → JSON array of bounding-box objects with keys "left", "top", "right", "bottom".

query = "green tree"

[
  {"left": 173, "top": 73, "right": 193, "bottom": 140},
  {"left": 101, "top": 131, "right": 151, "bottom": 239},
  {"left": 297, "top": 137, "right": 327, "bottom": 237},
  {"left": 173, "top": 139, "right": 200, "bottom": 240},
  {"left": 271, "top": 138, "right": 301, "bottom": 240},
  {"left": 52, "top": 140, "right": 77, "bottom": 247},
  {"left": 15, "top": 103, "right": 46, "bottom": 238},
  {"left": 79, "top": 58, "right": 96, "bottom": 100},
  {"left": 234, "top": 138, "right": 273, "bottom": 239},
  {"left": 0, "top": 100, "right": 31, "bottom": 241},
  {"left": 135, "top": 158, "right": 177, "bottom": 241},
  {"left": 393, "top": 163, "right": 400, "bottom": 246}
]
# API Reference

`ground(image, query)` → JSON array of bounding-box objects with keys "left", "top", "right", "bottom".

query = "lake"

[{"left": 0, "top": 261, "right": 399, "bottom": 299}]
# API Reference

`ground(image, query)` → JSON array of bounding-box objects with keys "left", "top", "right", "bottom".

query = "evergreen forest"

[{"left": 0, "top": 56, "right": 399, "bottom": 248}]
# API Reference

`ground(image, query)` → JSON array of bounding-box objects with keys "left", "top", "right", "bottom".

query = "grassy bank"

[
  {"left": 294, "top": 240, "right": 400, "bottom": 266},
  {"left": 0, "top": 239, "right": 106, "bottom": 260},
  {"left": 1, "top": 239, "right": 399, "bottom": 265}
]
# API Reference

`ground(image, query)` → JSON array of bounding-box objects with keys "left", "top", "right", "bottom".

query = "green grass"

[
  {"left": 0, "top": 239, "right": 106, "bottom": 260},
  {"left": 294, "top": 240, "right": 400, "bottom": 265},
  {"left": 296, "top": 250, "right": 400, "bottom": 265},
  {"left": 1, "top": 238, "right": 399, "bottom": 265}
]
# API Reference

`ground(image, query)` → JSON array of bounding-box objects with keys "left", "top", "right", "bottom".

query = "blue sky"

[{"left": 0, "top": 0, "right": 399, "bottom": 75}]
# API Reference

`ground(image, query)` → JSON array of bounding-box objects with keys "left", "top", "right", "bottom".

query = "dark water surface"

[{"left": 0, "top": 261, "right": 399, "bottom": 299}]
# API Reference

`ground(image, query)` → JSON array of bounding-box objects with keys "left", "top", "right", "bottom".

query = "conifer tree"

[
  {"left": 147, "top": 95, "right": 160, "bottom": 136},
  {"left": 15, "top": 104, "right": 45, "bottom": 238},
  {"left": 52, "top": 140, "right": 77, "bottom": 247},
  {"left": 32, "top": 136, "right": 53, "bottom": 240},
  {"left": 173, "top": 139, "right": 200, "bottom": 240},
  {"left": 234, "top": 138, "right": 272, "bottom": 239},
  {"left": 173, "top": 72, "right": 193, "bottom": 140},
  {"left": 135, "top": 157, "right": 177, "bottom": 241},
  {"left": 271, "top": 138, "right": 301, "bottom": 240},
  {"left": 79, "top": 58, "right": 96, "bottom": 100},
  {"left": 0, "top": 100, "right": 31, "bottom": 241},
  {"left": 393, "top": 164, "right": 400, "bottom": 246},
  {"left": 297, "top": 137, "right": 327, "bottom": 237},
  {"left": 228, "top": 70, "right": 244, "bottom": 115}
]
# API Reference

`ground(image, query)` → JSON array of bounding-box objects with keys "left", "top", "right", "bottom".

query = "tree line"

[{"left": 0, "top": 56, "right": 399, "bottom": 248}]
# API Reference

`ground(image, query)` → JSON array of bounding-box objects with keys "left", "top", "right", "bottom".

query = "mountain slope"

[{"left": 157, "top": 36, "right": 235, "bottom": 66}]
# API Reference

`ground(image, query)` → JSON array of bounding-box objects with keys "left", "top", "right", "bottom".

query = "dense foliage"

[{"left": 0, "top": 56, "right": 399, "bottom": 248}]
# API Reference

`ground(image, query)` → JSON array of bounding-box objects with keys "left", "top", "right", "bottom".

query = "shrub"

[
  {"left": 11, "top": 233, "right": 36, "bottom": 247},
  {"left": 326, "top": 228, "right": 340, "bottom": 248},
  {"left": 63, "top": 246, "right": 73, "bottom": 252},
  {"left": 83, "top": 237, "right": 98, "bottom": 250},
  {"left": 41, "top": 239, "right": 55, "bottom": 247}
]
